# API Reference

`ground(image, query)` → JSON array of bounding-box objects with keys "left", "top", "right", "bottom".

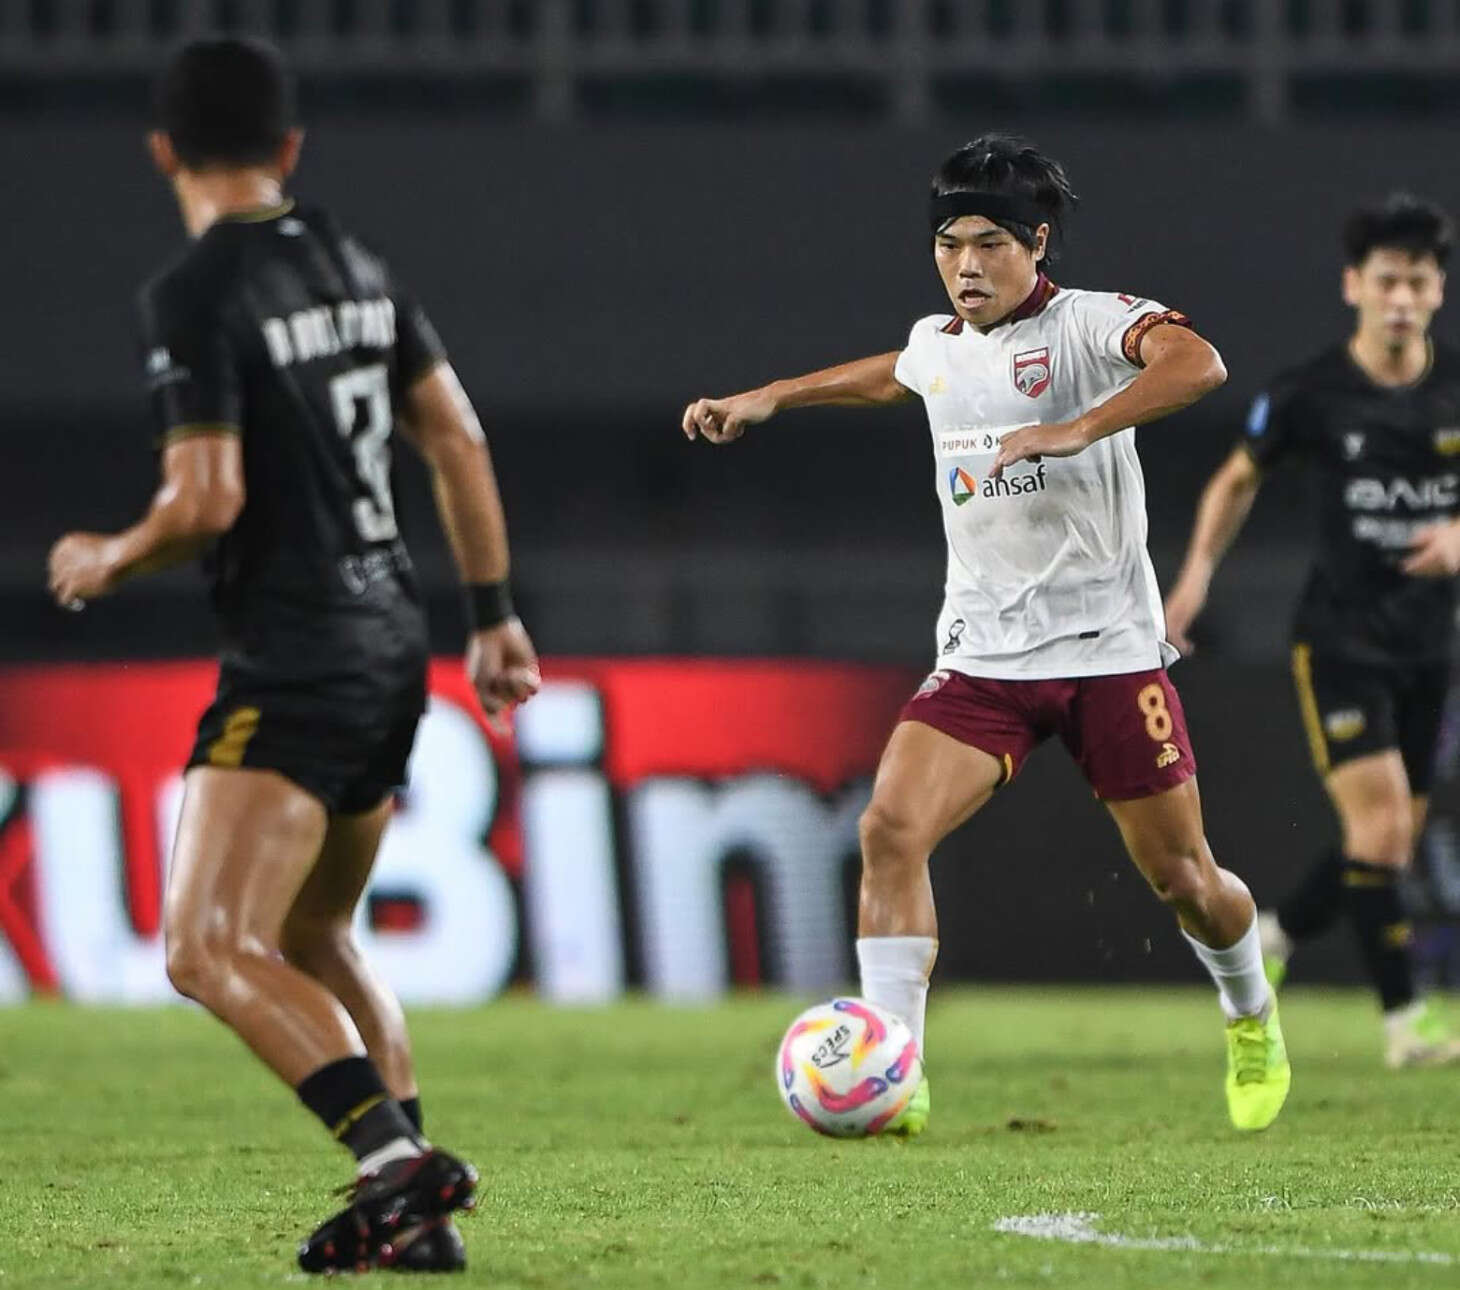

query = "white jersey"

[{"left": 893, "top": 280, "right": 1188, "bottom": 680}]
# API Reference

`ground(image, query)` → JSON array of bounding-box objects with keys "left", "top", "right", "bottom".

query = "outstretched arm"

[
  {"left": 398, "top": 362, "right": 540, "bottom": 725},
  {"left": 48, "top": 432, "right": 244, "bottom": 607},
  {"left": 682, "top": 351, "right": 912, "bottom": 444},
  {"left": 1163, "top": 448, "right": 1263, "bottom": 655},
  {"left": 991, "top": 324, "right": 1227, "bottom": 476}
]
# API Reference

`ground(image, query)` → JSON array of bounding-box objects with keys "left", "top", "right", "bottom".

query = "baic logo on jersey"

[
  {"left": 1013, "top": 347, "right": 1053, "bottom": 398},
  {"left": 948, "top": 463, "right": 1049, "bottom": 506},
  {"left": 1345, "top": 474, "right": 1460, "bottom": 512}
]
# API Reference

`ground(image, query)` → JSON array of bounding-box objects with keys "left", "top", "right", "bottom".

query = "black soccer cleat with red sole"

[{"left": 297, "top": 1148, "right": 477, "bottom": 1274}]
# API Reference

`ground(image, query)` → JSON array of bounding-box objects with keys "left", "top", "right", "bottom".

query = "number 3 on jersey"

[{"left": 330, "top": 364, "right": 398, "bottom": 542}]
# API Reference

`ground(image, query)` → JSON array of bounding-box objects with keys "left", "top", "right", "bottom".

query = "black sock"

[
  {"left": 1340, "top": 859, "right": 1416, "bottom": 1013},
  {"left": 401, "top": 1096, "right": 423, "bottom": 1134},
  {"left": 296, "top": 1056, "right": 417, "bottom": 1161},
  {"left": 1276, "top": 846, "right": 1345, "bottom": 941}
]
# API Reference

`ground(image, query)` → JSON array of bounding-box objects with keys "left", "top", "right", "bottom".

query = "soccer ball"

[{"left": 775, "top": 998, "right": 922, "bottom": 1137}]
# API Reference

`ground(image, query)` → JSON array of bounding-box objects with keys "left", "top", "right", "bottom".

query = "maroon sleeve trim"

[{"left": 1120, "top": 309, "right": 1192, "bottom": 366}]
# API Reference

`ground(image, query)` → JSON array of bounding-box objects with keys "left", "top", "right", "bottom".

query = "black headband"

[{"left": 929, "top": 191, "right": 1051, "bottom": 237}]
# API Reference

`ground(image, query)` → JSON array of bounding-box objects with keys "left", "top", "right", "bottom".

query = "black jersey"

[
  {"left": 1241, "top": 343, "right": 1460, "bottom": 664},
  {"left": 137, "top": 201, "right": 444, "bottom": 686}
]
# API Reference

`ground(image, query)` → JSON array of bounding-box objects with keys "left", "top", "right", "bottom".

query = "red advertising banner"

[{"left": 0, "top": 658, "right": 914, "bottom": 1004}]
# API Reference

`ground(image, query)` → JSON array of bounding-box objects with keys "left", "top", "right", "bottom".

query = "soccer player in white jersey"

[{"left": 682, "top": 135, "right": 1290, "bottom": 1133}]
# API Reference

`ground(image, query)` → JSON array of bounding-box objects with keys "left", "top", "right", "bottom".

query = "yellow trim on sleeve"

[{"left": 160, "top": 423, "right": 243, "bottom": 447}]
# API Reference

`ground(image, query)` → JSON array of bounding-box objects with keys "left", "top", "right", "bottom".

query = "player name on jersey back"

[{"left": 261, "top": 297, "right": 399, "bottom": 368}]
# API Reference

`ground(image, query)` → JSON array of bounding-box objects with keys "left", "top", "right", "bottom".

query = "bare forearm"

[
  {"left": 108, "top": 487, "right": 233, "bottom": 584},
  {"left": 1179, "top": 468, "right": 1260, "bottom": 586},
  {"left": 430, "top": 434, "right": 511, "bottom": 585},
  {"left": 1075, "top": 347, "right": 1227, "bottom": 447},
  {"left": 765, "top": 352, "right": 910, "bottom": 412}
]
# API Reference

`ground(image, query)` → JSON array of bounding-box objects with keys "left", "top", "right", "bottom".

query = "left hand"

[
  {"left": 466, "top": 618, "right": 542, "bottom": 733},
  {"left": 989, "top": 420, "right": 1093, "bottom": 479},
  {"left": 1401, "top": 522, "right": 1460, "bottom": 577},
  {"left": 47, "top": 533, "right": 119, "bottom": 608}
]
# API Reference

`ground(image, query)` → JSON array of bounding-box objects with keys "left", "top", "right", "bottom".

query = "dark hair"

[
  {"left": 1343, "top": 193, "right": 1452, "bottom": 269},
  {"left": 931, "top": 134, "right": 1079, "bottom": 264},
  {"left": 156, "top": 37, "right": 295, "bottom": 170}
]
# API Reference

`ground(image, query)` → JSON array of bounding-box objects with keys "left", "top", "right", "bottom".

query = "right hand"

[
  {"left": 681, "top": 388, "right": 777, "bottom": 444},
  {"left": 1162, "top": 576, "right": 1208, "bottom": 657},
  {"left": 467, "top": 619, "right": 541, "bottom": 734}
]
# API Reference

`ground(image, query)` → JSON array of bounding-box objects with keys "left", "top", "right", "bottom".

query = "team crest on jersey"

[
  {"left": 1434, "top": 428, "right": 1460, "bottom": 456},
  {"left": 1324, "top": 709, "right": 1366, "bottom": 741},
  {"left": 915, "top": 670, "right": 952, "bottom": 699},
  {"left": 1343, "top": 432, "right": 1366, "bottom": 461},
  {"left": 1013, "top": 347, "right": 1052, "bottom": 399}
]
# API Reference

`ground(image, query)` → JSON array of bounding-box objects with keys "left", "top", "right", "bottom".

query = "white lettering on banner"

[
  {"left": 357, "top": 698, "right": 516, "bottom": 1004},
  {"left": 522, "top": 771, "right": 624, "bottom": 1003},
  {"left": 31, "top": 769, "right": 172, "bottom": 1003},
  {"left": 0, "top": 671, "right": 886, "bottom": 1005},
  {"left": 518, "top": 682, "right": 624, "bottom": 1003},
  {"left": 628, "top": 775, "right": 865, "bottom": 1001},
  {"left": 0, "top": 701, "right": 516, "bottom": 1007}
]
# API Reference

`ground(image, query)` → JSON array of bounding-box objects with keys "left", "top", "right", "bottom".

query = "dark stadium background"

[{"left": 6, "top": 0, "right": 1460, "bottom": 993}]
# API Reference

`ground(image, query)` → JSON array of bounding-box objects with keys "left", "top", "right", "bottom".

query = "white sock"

[
  {"left": 1182, "top": 916, "right": 1271, "bottom": 1020},
  {"left": 357, "top": 1135, "right": 425, "bottom": 1178},
  {"left": 856, "top": 936, "right": 938, "bottom": 1055},
  {"left": 1384, "top": 998, "right": 1426, "bottom": 1030}
]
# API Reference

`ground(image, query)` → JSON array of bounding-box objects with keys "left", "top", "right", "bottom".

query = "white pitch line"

[{"left": 994, "top": 1212, "right": 1456, "bottom": 1266}]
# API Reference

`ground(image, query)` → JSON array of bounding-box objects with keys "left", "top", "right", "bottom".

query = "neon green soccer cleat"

[
  {"left": 1225, "top": 998, "right": 1290, "bottom": 1132},
  {"left": 1384, "top": 1000, "right": 1460, "bottom": 1069},
  {"left": 882, "top": 1076, "right": 930, "bottom": 1138}
]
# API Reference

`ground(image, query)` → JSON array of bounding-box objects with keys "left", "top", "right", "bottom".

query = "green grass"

[{"left": 4, "top": 988, "right": 1460, "bottom": 1288}]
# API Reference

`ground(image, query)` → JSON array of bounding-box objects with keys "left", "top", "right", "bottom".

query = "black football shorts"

[
  {"left": 187, "top": 663, "right": 428, "bottom": 815},
  {"left": 1290, "top": 645, "right": 1451, "bottom": 794}
]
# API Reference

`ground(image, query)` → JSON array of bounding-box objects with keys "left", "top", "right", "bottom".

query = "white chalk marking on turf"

[{"left": 994, "top": 1212, "right": 1456, "bottom": 1266}]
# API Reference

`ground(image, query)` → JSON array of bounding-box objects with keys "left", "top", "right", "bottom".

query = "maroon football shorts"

[{"left": 899, "top": 666, "right": 1197, "bottom": 801}]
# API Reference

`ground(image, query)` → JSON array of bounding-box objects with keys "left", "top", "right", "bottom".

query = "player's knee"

[
  {"left": 164, "top": 927, "right": 228, "bottom": 1003},
  {"left": 859, "top": 800, "right": 927, "bottom": 868},
  {"left": 1146, "top": 848, "right": 1213, "bottom": 914},
  {"left": 280, "top": 914, "right": 353, "bottom": 974}
]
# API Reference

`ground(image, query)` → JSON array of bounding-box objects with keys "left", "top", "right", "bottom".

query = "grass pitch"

[{"left": 4, "top": 987, "right": 1460, "bottom": 1289}]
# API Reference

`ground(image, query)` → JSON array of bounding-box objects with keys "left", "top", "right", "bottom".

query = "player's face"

[
  {"left": 1343, "top": 248, "right": 1445, "bottom": 348},
  {"left": 934, "top": 216, "right": 1048, "bottom": 326}
]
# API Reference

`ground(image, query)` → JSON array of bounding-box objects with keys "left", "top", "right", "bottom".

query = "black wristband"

[{"left": 465, "top": 581, "right": 514, "bottom": 630}]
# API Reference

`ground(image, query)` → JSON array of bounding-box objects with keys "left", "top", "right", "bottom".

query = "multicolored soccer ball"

[{"left": 775, "top": 998, "right": 922, "bottom": 1137}]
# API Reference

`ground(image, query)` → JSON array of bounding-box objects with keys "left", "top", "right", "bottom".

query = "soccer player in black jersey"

[
  {"left": 46, "top": 38, "right": 540, "bottom": 1271},
  {"left": 1166, "top": 195, "right": 1460, "bottom": 1068}
]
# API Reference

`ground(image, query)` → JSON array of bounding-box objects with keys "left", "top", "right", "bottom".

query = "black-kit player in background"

[
  {"left": 46, "top": 38, "right": 541, "bottom": 1273},
  {"left": 1166, "top": 194, "right": 1460, "bottom": 1069}
]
